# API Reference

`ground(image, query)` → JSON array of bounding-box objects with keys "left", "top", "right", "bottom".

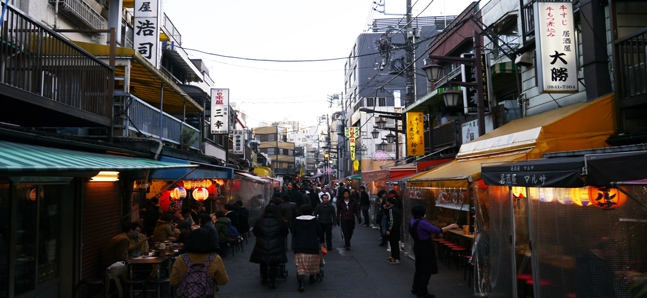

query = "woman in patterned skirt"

[{"left": 291, "top": 204, "right": 323, "bottom": 292}]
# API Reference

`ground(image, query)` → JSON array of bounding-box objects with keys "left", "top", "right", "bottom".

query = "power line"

[{"left": 182, "top": 47, "right": 381, "bottom": 63}]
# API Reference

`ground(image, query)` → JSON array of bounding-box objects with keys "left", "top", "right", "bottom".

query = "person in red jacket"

[{"left": 336, "top": 189, "right": 361, "bottom": 250}]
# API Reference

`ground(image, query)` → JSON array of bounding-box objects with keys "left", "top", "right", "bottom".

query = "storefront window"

[{"left": 13, "top": 185, "right": 60, "bottom": 296}]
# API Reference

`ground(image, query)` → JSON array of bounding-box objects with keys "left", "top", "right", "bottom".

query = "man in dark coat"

[
  {"left": 224, "top": 204, "right": 241, "bottom": 233},
  {"left": 314, "top": 193, "right": 336, "bottom": 250},
  {"left": 249, "top": 204, "right": 288, "bottom": 289},
  {"left": 336, "top": 189, "right": 361, "bottom": 250},
  {"left": 278, "top": 194, "right": 297, "bottom": 228},
  {"left": 359, "top": 186, "right": 371, "bottom": 226},
  {"left": 235, "top": 200, "right": 250, "bottom": 236}
]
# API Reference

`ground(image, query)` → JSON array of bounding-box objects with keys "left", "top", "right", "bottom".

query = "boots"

[{"left": 298, "top": 275, "right": 305, "bottom": 292}]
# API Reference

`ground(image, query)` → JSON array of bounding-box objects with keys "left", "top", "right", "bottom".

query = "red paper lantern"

[
  {"left": 193, "top": 187, "right": 209, "bottom": 202},
  {"left": 26, "top": 188, "right": 37, "bottom": 201},
  {"left": 589, "top": 186, "right": 626, "bottom": 210}
]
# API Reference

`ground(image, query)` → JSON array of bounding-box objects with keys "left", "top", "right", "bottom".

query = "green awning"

[
  {"left": 0, "top": 141, "right": 197, "bottom": 174},
  {"left": 347, "top": 173, "right": 362, "bottom": 180}
]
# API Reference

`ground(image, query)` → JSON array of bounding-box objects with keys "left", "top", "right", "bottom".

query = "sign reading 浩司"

[
  {"left": 210, "top": 88, "right": 229, "bottom": 134},
  {"left": 534, "top": 2, "right": 577, "bottom": 93},
  {"left": 134, "top": 0, "right": 160, "bottom": 67}
]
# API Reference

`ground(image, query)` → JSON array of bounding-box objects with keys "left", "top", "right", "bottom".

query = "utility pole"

[{"left": 405, "top": 0, "right": 415, "bottom": 107}]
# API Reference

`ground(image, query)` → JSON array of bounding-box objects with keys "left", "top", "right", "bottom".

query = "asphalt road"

[{"left": 216, "top": 223, "right": 475, "bottom": 298}]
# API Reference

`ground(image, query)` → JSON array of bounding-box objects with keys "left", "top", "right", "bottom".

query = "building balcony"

[
  {"left": 49, "top": 0, "right": 106, "bottom": 31},
  {"left": 115, "top": 94, "right": 200, "bottom": 150},
  {"left": 0, "top": 3, "right": 112, "bottom": 126}
]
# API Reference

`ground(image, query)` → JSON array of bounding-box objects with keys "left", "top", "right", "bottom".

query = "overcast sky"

[{"left": 164, "top": 0, "right": 481, "bottom": 128}]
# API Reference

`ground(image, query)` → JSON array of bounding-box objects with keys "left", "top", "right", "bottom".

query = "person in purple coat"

[{"left": 408, "top": 205, "right": 458, "bottom": 298}]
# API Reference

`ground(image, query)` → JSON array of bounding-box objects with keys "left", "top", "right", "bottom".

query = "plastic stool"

[{"left": 73, "top": 278, "right": 104, "bottom": 298}]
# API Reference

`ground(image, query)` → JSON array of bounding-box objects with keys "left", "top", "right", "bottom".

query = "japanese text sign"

[
  {"left": 460, "top": 54, "right": 490, "bottom": 114},
  {"left": 210, "top": 88, "right": 230, "bottom": 134},
  {"left": 346, "top": 127, "right": 359, "bottom": 161},
  {"left": 534, "top": 2, "right": 577, "bottom": 93},
  {"left": 134, "top": 0, "right": 160, "bottom": 67},
  {"left": 406, "top": 112, "right": 424, "bottom": 157},
  {"left": 233, "top": 130, "right": 245, "bottom": 155}
]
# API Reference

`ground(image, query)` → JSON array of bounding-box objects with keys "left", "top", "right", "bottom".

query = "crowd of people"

[{"left": 100, "top": 179, "right": 456, "bottom": 297}]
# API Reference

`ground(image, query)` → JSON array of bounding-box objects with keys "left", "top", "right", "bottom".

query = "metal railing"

[
  {"left": 615, "top": 27, "right": 647, "bottom": 100},
  {"left": 0, "top": 3, "right": 112, "bottom": 117},
  {"left": 521, "top": 1, "right": 535, "bottom": 45},
  {"left": 49, "top": 0, "right": 106, "bottom": 30},
  {"left": 123, "top": 95, "right": 200, "bottom": 150},
  {"left": 162, "top": 13, "right": 182, "bottom": 45}
]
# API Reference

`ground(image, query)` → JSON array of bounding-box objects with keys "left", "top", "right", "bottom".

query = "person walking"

[
  {"left": 170, "top": 228, "right": 229, "bottom": 298},
  {"left": 359, "top": 186, "right": 371, "bottom": 226},
  {"left": 291, "top": 204, "right": 323, "bottom": 292},
  {"left": 409, "top": 205, "right": 458, "bottom": 298},
  {"left": 249, "top": 204, "right": 289, "bottom": 290},
  {"left": 313, "top": 193, "right": 336, "bottom": 250},
  {"left": 385, "top": 196, "right": 403, "bottom": 264},
  {"left": 336, "top": 189, "right": 361, "bottom": 250}
]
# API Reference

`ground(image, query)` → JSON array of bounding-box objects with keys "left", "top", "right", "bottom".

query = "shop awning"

[
  {"left": 149, "top": 157, "right": 233, "bottom": 180},
  {"left": 409, "top": 94, "right": 615, "bottom": 189},
  {"left": 362, "top": 170, "right": 389, "bottom": 182},
  {"left": 389, "top": 164, "right": 417, "bottom": 181},
  {"left": 347, "top": 173, "right": 362, "bottom": 180},
  {"left": 0, "top": 141, "right": 196, "bottom": 175},
  {"left": 416, "top": 158, "right": 454, "bottom": 172},
  {"left": 481, "top": 150, "right": 647, "bottom": 187},
  {"left": 236, "top": 172, "right": 269, "bottom": 184},
  {"left": 73, "top": 41, "right": 203, "bottom": 114},
  {"left": 409, "top": 152, "right": 531, "bottom": 188}
]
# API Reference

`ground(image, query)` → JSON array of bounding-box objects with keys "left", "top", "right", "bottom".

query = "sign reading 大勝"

[
  {"left": 534, "top": 2, "right": 577, "bottom": 93},
  {"left": 210, "top": 89, "right": 229, "bottom": 134},
  {"left": 133, "top": 0, "right": 160, "bottom": 67}
]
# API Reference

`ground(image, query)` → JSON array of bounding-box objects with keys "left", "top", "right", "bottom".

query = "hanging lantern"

[
  {"left": 556, "top": 188, "right": 574, "bottom": 205},
  {"left": 202, "top": 179, "right": 213, "bottom": 188},
  {"left": 170, "top": 186, "right": 187, "bottom": 201},
  {"left": 214, "top": 179, "right": 224, "bottom": 186},
  {"left": 26, "top": 188, "right": 37, "bottom": 202},
  {"left": 193, "top": 187, "right": 209, "bottom": 202},
  {"left": 539, "top": 188, "right": 555, "bottom": 202},
  {"left": 570, "top": 187, "right": 592, "bottom": 206},
  {"left": 183, "top": 180, "right": 194, "bottom": 189},
  {"left": 511, "top": 186, "right": 526, "bottom": 198},
  {"left": 589, "top": 186, "right": 626, "bottom": 210}
]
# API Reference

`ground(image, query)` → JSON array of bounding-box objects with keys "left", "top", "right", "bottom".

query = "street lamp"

[
  {"left": 375, "top": 117, "right": 387, "bottom": 130},
  {"left": 377, "top": 139, "right": 388, "bottom": 151},
  {"left": 371, "top": 128, "right": 380, "bottom": 139},
  {"left": 422, "top": 29, "right": 485, "bottom": 136},
  {"left": 385, "top": 131, "right": 397, "bottom": 144}
]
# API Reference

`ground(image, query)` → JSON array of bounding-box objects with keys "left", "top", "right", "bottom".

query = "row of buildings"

[{"left": 326, "top": 0, "right": 647, "bottom": 297}]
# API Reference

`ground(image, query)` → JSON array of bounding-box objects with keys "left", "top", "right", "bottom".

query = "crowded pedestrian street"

[{"left": 215, "top": 224, "right": 474, "bottom": 298}]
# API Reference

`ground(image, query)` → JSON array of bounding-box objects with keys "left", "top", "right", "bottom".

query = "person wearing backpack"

[
  {"left": 408, "top": 205, "right": 458, "bottom": 298},
  {"left": 170, "top": 228, "right": 228, "bottom": 298}
]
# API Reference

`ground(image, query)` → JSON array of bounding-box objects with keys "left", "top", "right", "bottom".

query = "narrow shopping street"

[{"left": 216, "top": 224, "right": 474, "bottom": 298}]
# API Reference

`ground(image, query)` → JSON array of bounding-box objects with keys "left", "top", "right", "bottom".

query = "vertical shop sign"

[
  {"left": 406, "top": 112, "right": 424, "bottom": 157},
  {"left": 347, "top": 127, "right": 359, "bottom": 161},
  {"left": 534, "top": 2, "right": 577, "bottom": 93},
  {"left": 233, "top": 130, "right": 245, "bottom": 155},
  {"left": 210, "top": 88, "right": 229, "bottom": 134},
  {"left": 460, "top": 53, "right": 490, "bottom": 114},
  {"left": 133, "top": 0, "right": 160, "bottom": 67}
]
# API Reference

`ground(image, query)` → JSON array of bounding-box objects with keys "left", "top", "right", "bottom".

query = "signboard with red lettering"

[
  {"left": 346, "top": 127, "right": 359, "bottom": 161},
  {"left": 406, "top": 112, "right": 425, "bottom": 157},
  {"left": 210, "top": 88, "right": 229, "bottom": 134},
  {"left": 534, "top": 2, "right": 577, "bottom": 93},
  {"left": 134, "top": 0, "right": 160, "bottom": 67}
]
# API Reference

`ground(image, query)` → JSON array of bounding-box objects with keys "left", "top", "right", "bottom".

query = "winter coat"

[
  {"left": 385, "top": 205, "right": 402, "bottom": 241},
  {"left": 238, "top": 207, "right": 250, "bottom": 234},
  {"left": 337, "top": 199, "right": 361, "bottom": 222},
  {"left": 152, "top": 219, "right": 174, "bottom": 242},
  {"left": 279, "top": 201, "right": 297, "bottom": 227},
  {"left": 249, "top": 212, "right": 288, "bottom": 264},
  {"left": 214, "top": 217, "right": 231, "bottom": 244},
  {"left": 291, "top": 215, "right": 322, "bottom": 255},
  {"left": 314, "top": 203, "right": 336, "bottom": 225}
]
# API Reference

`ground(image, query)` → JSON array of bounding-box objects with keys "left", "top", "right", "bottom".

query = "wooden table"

[
  {"left": 447, "top": 228, "right": 475, "bottom": 239},
  {"left": 445, "top": 229, "right": 475, "bottom": 249},
  {"left": 128, "top": 256, "right": 169, "bottom": 298}
]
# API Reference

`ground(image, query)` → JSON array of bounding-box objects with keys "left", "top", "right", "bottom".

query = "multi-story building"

[
  {"left": 343, "top": 16, "right": 455, "bottom": 175},
  {"left": 253, "top": 126, "right": 296, "bottom": 177},
  {"left": 287, "top": 126, "right": 319, "bottom": 177},
  {"left": 0, "top": 1, "right": 239, "bottom": 296}
]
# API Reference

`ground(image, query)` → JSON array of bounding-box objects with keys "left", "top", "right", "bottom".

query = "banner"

[
  {"left": 406, "top": 112, "right": 425, "bottom": 157},
  {"left": 133, "top": 0, "right": 160, "bottom": 67},
  {"left": 210, "top": 88, "right": 229, "bottom": 134},
  {"left": 535, "top": 2, "right": 577, "bottom": 93},
  {"left": 347, "top": 127, "right": 359, "bottom": 161},
  {"left": 233, "top": 130, "right": 245, "bottom": 155}
]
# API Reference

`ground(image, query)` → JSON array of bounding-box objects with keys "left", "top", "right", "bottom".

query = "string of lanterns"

[{"left": 169, "top": 179, "right": 224, "bottom": 203}]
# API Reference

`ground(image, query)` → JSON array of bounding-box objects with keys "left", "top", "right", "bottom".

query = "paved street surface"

[{"left": 215, "top": 223, "right": 475, "bottom": 298}]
